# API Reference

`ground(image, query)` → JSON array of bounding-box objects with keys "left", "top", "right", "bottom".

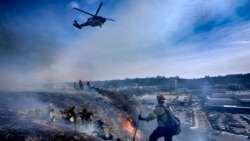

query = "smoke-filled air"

[{"left": 1, "top": 0, "right": 250, "bottom": 90}]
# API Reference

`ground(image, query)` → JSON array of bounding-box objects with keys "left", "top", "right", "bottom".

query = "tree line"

[{"left": 91, "top": 73, "right": 250, "bottom": 90}]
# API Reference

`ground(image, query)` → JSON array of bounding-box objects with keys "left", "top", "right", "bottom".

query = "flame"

[{"left": 120, "top": 118, "right": 142, "bottom": 138}]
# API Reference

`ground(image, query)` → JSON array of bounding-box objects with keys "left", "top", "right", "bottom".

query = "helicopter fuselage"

[{"left": 87, "top": 16, "right": 106, "bottom": 27}]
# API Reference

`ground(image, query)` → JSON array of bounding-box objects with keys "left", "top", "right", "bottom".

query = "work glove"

[{"left": 138, "top": 115, "right": 145, "bottom": 120}]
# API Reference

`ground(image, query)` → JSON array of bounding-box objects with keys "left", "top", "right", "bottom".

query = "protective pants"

[{"left": 149, "top": 126, "right": 174, "bottom": 141}]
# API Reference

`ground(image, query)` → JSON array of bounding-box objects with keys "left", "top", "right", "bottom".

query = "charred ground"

[{"left": 0, "top": 88, "right": 140, "bottom": 141}]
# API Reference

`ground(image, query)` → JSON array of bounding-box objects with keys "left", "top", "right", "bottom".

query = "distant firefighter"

[
  {"left": 78, "top": 108, "right": 94, "bottom": 127},
  {"left": 87, "top": 81, "right": 91, "bottom": 89},
  {"left": 85, "top": 110, "right": 94, "bottom": 123},
  {"left": 79, "top": 80, "right": 83, "bottom": 90},
  {"left": 79, "top": 109, "right": 87, "bottom": 124},
  {"left": 60, "top": 106, "right": 77, "bottom": 127},
  {"left": 68, "top": 106, "right": 76, "bottom": 123}
]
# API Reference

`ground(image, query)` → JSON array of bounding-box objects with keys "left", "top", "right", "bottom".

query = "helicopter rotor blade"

[
  {"left": 95, "top": 2, "right": 103, "bottom": 16},
  {"left": 73, "top": 7, "right": 95, "bottom": 17}
]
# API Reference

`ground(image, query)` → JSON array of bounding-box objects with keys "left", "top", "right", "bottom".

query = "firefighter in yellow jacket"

[{"left": 138, "top": 94, "right": 175, "bottom": 141}]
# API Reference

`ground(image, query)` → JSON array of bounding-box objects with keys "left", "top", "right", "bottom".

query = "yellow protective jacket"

[{"left": 144, "top": 103, "right": 172, "bottom": 127}]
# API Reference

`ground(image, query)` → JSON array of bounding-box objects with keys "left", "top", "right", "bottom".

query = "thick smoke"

[
  {"left": 0, "top": 28, "right": 60, "bottom": 90},
  {"left": 1, "top": 0, "right": 250, "bottom": 89}
]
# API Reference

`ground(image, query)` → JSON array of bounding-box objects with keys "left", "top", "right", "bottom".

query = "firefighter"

[
  {"left": 138, "top": 94, "right": 175, "bottom": 141},
  {"left": 85, "top": 110, "right": 94, "bottom": 127},
  {"left": 79, "top": 109, "right": 87, "bottom": 125},
  {"left": 87, "top": 81, "right": 91, "bottom": 89},
  {"left": 79, "top": 109, "right": 93, "bottom": 127},
  {"left": 60, "top": 106, "right": 76, "bottom": 127},
  {"left": 79, "top": 80, "right": 83, "bottom": 90},
  {"left": 68, "top": 106, "right": 76, "bottom": 124}
]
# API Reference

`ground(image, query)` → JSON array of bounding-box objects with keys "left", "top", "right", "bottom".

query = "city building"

[{"left": 205, "top": 91, "right": 250, "bottom": 113}]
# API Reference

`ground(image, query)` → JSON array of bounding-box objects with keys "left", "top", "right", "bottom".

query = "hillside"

[{"left": 0, "top": 88, "right": 141, "bottom": 141}]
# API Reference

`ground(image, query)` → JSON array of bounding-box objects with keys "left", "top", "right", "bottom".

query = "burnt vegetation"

[
  {"left": 94, "top": 88, "right": 137, "bottom": 116},
  {"left": 0, "top": 88, "right": 139, "bottom": 141}
]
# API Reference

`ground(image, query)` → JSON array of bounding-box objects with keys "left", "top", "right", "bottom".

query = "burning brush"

[{"left": 120, "top": 117, "right": 143, "bottom": 141}]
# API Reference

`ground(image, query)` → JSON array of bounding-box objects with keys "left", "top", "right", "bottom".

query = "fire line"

[{"left": 120, "top": 118, "right": 142, "bottom": 138}]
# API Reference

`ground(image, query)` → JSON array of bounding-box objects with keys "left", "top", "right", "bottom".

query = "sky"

[{"left": 1, "top": 0, "right": 250, "bottom": 90}]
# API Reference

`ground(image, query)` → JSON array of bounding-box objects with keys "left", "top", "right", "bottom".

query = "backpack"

[{"left": 159, "top": 106, "right": 181, "bottom": 135}]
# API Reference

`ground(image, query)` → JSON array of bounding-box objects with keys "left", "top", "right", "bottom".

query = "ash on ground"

[{"left": 0, "top": 88, "right": 141, "bottom": 141}]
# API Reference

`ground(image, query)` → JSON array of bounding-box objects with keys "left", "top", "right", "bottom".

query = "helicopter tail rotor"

[{"left": 73, "top": 20, "right": 81, "bottom": 29}]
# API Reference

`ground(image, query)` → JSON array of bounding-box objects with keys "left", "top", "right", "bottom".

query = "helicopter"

[{"left": 73, "top": 2, "right": 114, "bottom": 29}]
